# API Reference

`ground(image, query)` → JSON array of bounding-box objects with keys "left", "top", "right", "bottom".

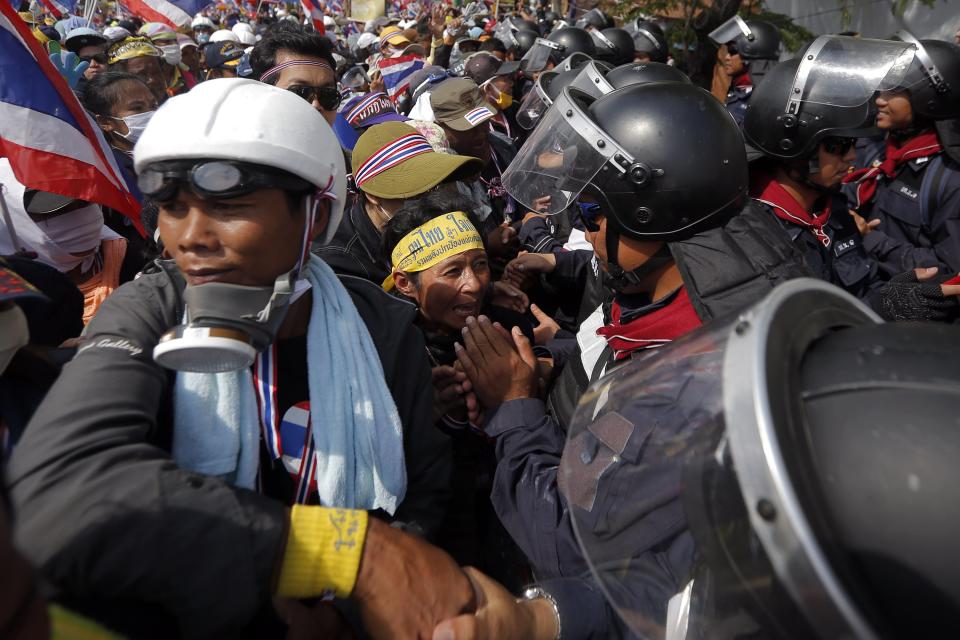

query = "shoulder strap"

[{"left": 920, "top": 155, "right": 948, "bottom": 228}]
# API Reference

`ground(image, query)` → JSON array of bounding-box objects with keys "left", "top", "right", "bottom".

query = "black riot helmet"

[
  {"left": 594, "top": 28, "right": 635, "bottom": 66},
  {"left": 506, "top": 28, "right": 538, "bottom": 57},
  {"left": 565, "top": 277, "right": 960, "bottom": 639},
  {"left": 893, "top": 32, "right": 960, "bottom": 121},
  {"left": 605, "top": 61, "right": 690, "bottom": 89},
  {"left": 709, "top": 15, "right": 782, "bottom": 60},
  {"left": 542, "top": 11, "right": 560, "bottom": 28},
  {"left": 503, "top": 82, "right": 748, "bottom": 242},
  {"left": 630, "top": 20, "right": 668, "bottom": 63},
  {"left": 547, "top": 26, "right": 596, "bottom": 62},
  {"left": 575, "top": 8, "right": 613, "bottom": 31},
  {"left": 744, "top": 36, "right": 919, "bottom": 161}
]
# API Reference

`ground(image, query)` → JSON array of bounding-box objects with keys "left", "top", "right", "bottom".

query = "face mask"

[
  {"left": 195, "top": 31, "right": 211, "bottom": 44},
  {"left": 0, "top": 304, "right": 28, "bottom": 376},
  {"left": 484, "top": 82, "right": 513, "bottom": 111},
  {"left": 112, "top": 110, "right": 156, "bottom": 145},
  {"left": 160, "top": 44, "right": 182, "bottom": 66}
]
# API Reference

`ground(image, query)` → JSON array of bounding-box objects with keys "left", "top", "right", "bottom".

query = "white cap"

[
  {"left": 103, "top": 25, "right": 131, "bottom": 41},
  {"left": 323, "top": 15, "right": 335, "bottom": 28},
  {"left": 210, "top": 29, "right": 238, "bottom": 42},
  {"left": 134, "top": 79, "right": 346, "bottom": 243},
  {"left": 356, "top": 31, "right": 378, "bottom": 49},
  {"left": 235, "top": 29, "right": 256, "bottom": 46},
  {"left": 232, "top": 21, "right": 253, "bottom": 34},
  {"left": 191, "top": 16, "right": 214, "bottom": 29}
]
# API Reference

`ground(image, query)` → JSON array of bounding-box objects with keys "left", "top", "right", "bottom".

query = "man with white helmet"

[
  {"left": 7, "top": 79, "right": 465, "bottom": 638},
  {"left": 191, "top": 15, "right": 215, "bottom": 45}
]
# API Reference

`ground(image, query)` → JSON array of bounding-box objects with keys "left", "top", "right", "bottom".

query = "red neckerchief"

[
  {"left": 595, "top": 287, "right": 702, "bottom": 361},
  {"left": 731, "top": 72, "right": 752, "bottom": 88},
  {"left": 751, "top": 172, "right": 832, "bottom": 247},
  {"left": 843, "top": 129, "right": 942, "bottom": 208}
]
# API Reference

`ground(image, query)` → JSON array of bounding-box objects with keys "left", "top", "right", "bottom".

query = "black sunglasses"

[
  {"left": 822, "top": 136, "right": 856, "bottom": 155},
  {"left": 286, "top": 84, "right": 341, "bottom": 111},
  {"left": 138, "top": 160, "right": 312, "bottom": 201},
  {"left": 80, "top": 52, "right": 109, "bottom": 64},
  {"left": 725, "top": 43, "right": 739, "bottom": 56},
  {"left": 577, "top": 201, "right": 603, "bottom": 232}
]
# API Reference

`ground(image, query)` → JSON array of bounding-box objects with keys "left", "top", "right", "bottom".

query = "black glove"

[{"left": 875, "top": 271, "right": 960, "bottom": 322}]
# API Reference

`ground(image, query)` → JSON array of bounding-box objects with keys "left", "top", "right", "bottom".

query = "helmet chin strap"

[{"left": 602, "top": 223, "right": 674, "bottom": 293}]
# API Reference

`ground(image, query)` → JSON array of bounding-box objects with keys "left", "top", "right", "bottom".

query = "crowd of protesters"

[{"left": 2, "top": 1, "right": 960, "bottom": 638}]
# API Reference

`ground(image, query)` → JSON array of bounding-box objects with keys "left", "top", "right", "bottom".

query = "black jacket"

[
  {"left": 314, "top": 195, "right": 390, "bottom": 285},
  {"left": 7, "top": 262, "right": 450, "bottom": 638},
  {"left": 850, "top": 139, "right": 960, "bottom": 277}
]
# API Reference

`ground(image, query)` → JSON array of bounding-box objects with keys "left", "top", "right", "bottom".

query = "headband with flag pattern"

[{"left": 259, "top": 59, "right": 333, "bottom": 83}]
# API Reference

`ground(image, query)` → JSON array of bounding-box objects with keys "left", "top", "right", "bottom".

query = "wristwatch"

[{"left": 521, "top": 586, "right": 562, "bottom": 640}]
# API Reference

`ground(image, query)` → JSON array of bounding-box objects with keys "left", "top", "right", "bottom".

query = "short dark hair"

[
  {"left": 80, "top": 71, "right": 151, "bottom": 117},
  {"left": 479, "top": 38, "right": 507, "bottom": 54},
  {"left": 380, "top": 191, "right": 484, "bottom": 269},
  {"left": 249, "top": 22, "right": 336, "bottom": 84}
]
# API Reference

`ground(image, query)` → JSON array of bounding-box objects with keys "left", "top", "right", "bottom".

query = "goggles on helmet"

[{"left": 138, "top": 160, "right": 313, "bottom": 201}]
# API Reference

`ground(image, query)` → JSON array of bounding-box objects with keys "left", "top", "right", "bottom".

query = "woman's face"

[
  {"left": 402, "top": 248, "right": 491, "bottom": 333},
  {"left": 875, "top": 90, "right": 913, "bottom": 130}
]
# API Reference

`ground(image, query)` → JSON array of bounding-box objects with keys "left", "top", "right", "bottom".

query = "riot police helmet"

[
  {"left": 506, "top": 28, "right": 538, "bottom": 58},
  {"left": 744, "top": 36, "right": 919, "bottom": 161},
  {"left": 630, "top": 20, "right": 669, "bottom": 63},
  {"left": 575, "top": 8, "right": 613, "bottom": 31},
  {"left": 504, "top": 81, "right": 748, "bottom": 241},
  {"left": 893, "top": 32, "right": 960, "bottom": 120},
  {"left": 547, "top": 26, "right": 597, "bottom": 61},
  {"left": 594, "top": 28, "right": 635, "bottom": 66},
  {"left": 709, "top": 15, "right": 782, "bottom": 60},
  {"left": 564, "top": 277, "right": 960, "bottom": 639},
  {"left": 605, "top": 61, "right": 690, "bottom": 89}
]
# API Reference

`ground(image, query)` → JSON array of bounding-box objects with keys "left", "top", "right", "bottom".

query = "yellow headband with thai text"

[{"left": 381, "top": 211, "right": 483, "bottom": 291}]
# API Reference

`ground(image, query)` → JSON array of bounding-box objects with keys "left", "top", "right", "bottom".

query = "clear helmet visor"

[
  {"left": 708, "top": 15, "right": 751, "bottom": 46},
  {"left": 786, "top": 35, "right": 917, "bottom": 114},
  {"left": 503, "top": 88, "right": 626, "bottom": 215},
  {"left": 521, "top": 37, "right": 564, "bottom": 74},
  {"left": 517, "top": 73, "right": 553, "bottom": 130}
]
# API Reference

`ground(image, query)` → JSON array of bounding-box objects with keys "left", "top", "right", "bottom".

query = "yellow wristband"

[{"left": 276, "top": 506, "right": 369, "bottom": 599}]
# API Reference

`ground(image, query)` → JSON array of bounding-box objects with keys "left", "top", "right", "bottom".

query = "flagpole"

[{"left": 0, "top": 185, "right": 23, "bottom": 254}]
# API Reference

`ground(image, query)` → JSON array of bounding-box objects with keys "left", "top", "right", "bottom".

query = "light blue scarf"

[{"left": 171, "top": 255, "right": 406, "bottom": 514}]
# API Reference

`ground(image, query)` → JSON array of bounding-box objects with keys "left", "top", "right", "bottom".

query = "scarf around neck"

[
  {"left": 751, "top": 171, "right": 833, "bottom": 247},
  {"left": 843, "top": 129, "right": 942, "bottom": 209}
]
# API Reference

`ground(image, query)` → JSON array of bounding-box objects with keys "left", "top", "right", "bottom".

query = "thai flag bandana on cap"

[
  {"left": 464, "top": 106, "right": 494, "bottom": 126},
  {"left": 354, "top": 132, "right": 434, "bottom": 187}
]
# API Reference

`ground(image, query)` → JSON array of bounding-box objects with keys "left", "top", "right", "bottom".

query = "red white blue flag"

[
  {"left": 0, "top": 4, "right": 142, "bottom": 229},
  {"left": 376, "top": 53, "right": 425, "bottom": 104},
  {"left": 300, "top": 0, "right": 325, "bottom": 34},
  {"left": 120, "top": 0, "right": 213, "bottom": 29}
]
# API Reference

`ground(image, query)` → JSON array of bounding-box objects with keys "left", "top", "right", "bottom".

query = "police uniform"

[
  {"left": 849, "top": 138, "right": 960, "bottom": 278},
  {"left": 725, "top": 84, "right": 752, "bottom": 129}
]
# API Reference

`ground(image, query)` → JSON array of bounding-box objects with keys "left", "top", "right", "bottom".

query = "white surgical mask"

[
  {"left": 0, "top": 304, "right": 28, "bottom": 376},
  {"left": 195, "top": 32, "right": 211, "bottom": 45},
  {"left": 112, "top": 110, "right": 156, "bottom": 145},
  {"left": 160, "top": 43, "right": 182, "bottom": 66}
]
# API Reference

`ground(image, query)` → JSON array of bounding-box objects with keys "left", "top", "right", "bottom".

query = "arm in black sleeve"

[
  {"left": 519, "top": 216, "right": 565, "bottom": 254},
  {"left": 6, "top": 273, "right": 288, "bottom": 638},
  {"left": 538, "top": 575, "right": 624, "bottom": 640},
  {"left": 486, "top": 398, "right": 589, "bottom": 579},
  {"left": 389, "top": 324, "right": 453, "bottom": 539},
  {"left": 544, "top": 249, "right": 594, "bottom": 292}
]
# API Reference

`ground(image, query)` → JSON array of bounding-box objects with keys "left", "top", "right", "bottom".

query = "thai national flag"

[
  {"left": 119, "top": 0, "right": 213, "bottom": 29},
  {"left": 377, "top": 53, "right": 425, "bottom": 104},
  {"left": 279, "top": 401, "right": 317, "bottom": 503},
  {"left": 0, "top": 3, "right": 142, "bottom": 230},
  {"left": 300, "top": 0, "right": 324, "bottom": 34}
]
